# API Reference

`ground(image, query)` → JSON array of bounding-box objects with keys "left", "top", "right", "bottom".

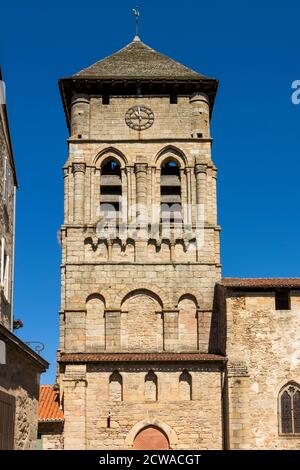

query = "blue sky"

[{"left": 1, "top": 0, "right": 299, "bottom": 383}]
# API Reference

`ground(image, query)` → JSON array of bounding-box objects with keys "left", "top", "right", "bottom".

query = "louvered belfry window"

[{"left": 280, "top": 384, "right": 300, "bottom": 434}]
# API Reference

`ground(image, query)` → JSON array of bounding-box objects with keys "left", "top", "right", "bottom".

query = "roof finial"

[{"left": 132, "top": 6, "right": 140, "bottom": 41}]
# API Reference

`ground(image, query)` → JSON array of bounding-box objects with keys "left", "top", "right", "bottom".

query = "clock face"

[{"left": 125, "top": 105, "right": 154, "bottom": 131}]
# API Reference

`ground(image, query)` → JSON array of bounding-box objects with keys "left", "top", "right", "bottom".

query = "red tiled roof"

[
  {"left": 220, "top": 278, "right": 300, "bottom": 289},
  {"left": 59, "top": 352, "right": 225, "bottom": 363},
  {"left": 39, "top": 385, "right": 64, "bottom": 422}
]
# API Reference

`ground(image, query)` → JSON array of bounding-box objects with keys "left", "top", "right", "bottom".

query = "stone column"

[
  {"left": 63, "top": 365, "right": 87, "bottom": 449},
  {"left": 84, "top": 166, "right": 91, "bottom": 224},
  {"left": 184, "top": 168, "right": 192, "bottom": 227},
  {"left": 135, "top": 161, "right": 148, "bottom": 260},
  {"left": 134, "top": 162, "right": 148, "bottom": 224},
  {"left": 211, "top": 165, "right": 218, "bottom": 226},
  {"left": 71, "top": 94, "right": 90, "bottom": 139},
  {"left": 227, "top": 362, "right": 250, "bottom": 449},
  {"left": 93, "top": 167, "right": 100, "bottom": 222},
  {"left": 126, "top": 166, "right": 133, "bottom": 223},
  {"left": 63, "top": 167, "right": 69, "bottom": 224},
  {"left": 195, "top": 163, "right": 207, "bottom": 224},
  {"left": 163, "top": 310, "right": 179, "bottom": 351},
  {"left": 181, "top": 168, "right": 188, "bottom": 227},
  {"left": 73, "top": 162, "right": 86, "bottom": 223},
  {"left": 121, "top": 167, "right": 127, "bottom": 226},
  {"left": 189, "top": 92, "right": 210, "bottom": 139}
]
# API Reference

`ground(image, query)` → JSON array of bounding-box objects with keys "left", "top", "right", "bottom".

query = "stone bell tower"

[{"left": 58, "top": 35, "right": 225, "bottom": 450}]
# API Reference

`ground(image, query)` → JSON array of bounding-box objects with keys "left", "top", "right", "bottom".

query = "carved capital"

[
  {"left": 72, "top": 162, "right": 86, "bottom": 174},
  {"left": 195, "top": 163, "right": 207, "bottom": 175},
  {"left": 135, "top": 163, "right": 148, "bottom": 174}
]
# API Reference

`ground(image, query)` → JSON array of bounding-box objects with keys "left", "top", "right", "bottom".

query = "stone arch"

[
  {"left": 94, "top": 146, "right": 128, "bottom": 168},
  {"left": 278, "top": 380, "right": 300, "bottom": 394},
  {"left": 117, "top": 284, "right": 168, "bottom": 308},
  {"left": 177, "top": 291, "right": 202, "bottom": 308},
  {"left": 125, "top": 419, "right": 178, "bottom": 448},
  {"left": 121, "top": 288, "right": 164, "bottom": 352},
  {"left": 121, "top": 288, "right": 164, "bottom": 309},
  {"left": 86, "top": 292, "right": 106, "bottom": 306},
  {"left": 155, "top": 145, "right": 188, "bottom": 169}
]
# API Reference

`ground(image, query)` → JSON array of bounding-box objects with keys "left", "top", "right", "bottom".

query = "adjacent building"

[
  {"left": 55, "top": 36, "right": 300, "bottom": 449},
  {"left": 0, "top": 68, "right": 48, "bottom": 450},
  {"left": 38, "top": 385, "right": 64, "bottom": 449}
]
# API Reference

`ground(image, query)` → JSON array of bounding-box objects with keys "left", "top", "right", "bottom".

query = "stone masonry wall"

[
  {"left": 225, "top": 290, "right": 300, "bottom": 449},
  {"left": 0, "top": 105, "right": 15, "bottom": 329},
  {"left": 0, "top": 339, "right": 41, "bottom": 449},
  {"left": 71, "top": 95, "right": 210, "bottom": 141},
  {"left": 39, "top": 422, "right": 64, "bottom": 450},
  {"left": 61, "top": 263, "right": 221, "bottom": 355},
  {"left": 62, "top": 364, "right": 223, "bottom": 450},
  {"left": 60, "top": 90, "right": 221, "bottom": 450}
]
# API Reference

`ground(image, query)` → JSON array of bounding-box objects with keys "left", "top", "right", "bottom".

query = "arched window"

[
  {"left": 179, "top": 370, "right": 192, "bottom": 401},
  {"left": 160, "top": 159, "right": 181, "bottom": 224},
  {"left": 145, "top": 370, "right": 158, "bottom": 402},
  {"left": 109, "top": 371, "right": 123, "bottom": 402},
  {"left": 100, "top": 158, "right": 122, "bottom": 223},
  {"left": 279, "top": 383, "right": 300, "bottom": 434}
]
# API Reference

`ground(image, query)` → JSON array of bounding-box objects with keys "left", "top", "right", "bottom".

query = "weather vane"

[{"left": 132, "top": 6, "right": 140, "bottom": 37}]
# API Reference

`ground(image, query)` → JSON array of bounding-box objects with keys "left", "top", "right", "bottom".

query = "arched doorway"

[{"left": 133, "top": 425, "right": 170, "bottom": 450}]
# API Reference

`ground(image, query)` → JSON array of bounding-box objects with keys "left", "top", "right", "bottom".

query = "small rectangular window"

[
  {"left": 275, "top": 290, "right": 290, "bottom": 310},
  {"left": 170, "top": 94, "right": 177, "bottom": 104},
  {"left": 102, "top": 95, "right": 110, "bottom": 105}
]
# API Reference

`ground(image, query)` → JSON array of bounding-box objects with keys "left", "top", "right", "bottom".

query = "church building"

[{"left": 55, "top": 34, "right": 300, "bottom": 450}]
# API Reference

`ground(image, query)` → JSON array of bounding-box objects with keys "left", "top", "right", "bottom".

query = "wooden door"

[
  {"left": 133, "top": 425, "right": 169, "bottom": 450},
  {"left": 0, "top": 390, "right": 15, "bottom": 450}
]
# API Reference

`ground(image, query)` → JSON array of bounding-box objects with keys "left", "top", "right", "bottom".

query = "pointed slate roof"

[{"left": 72, "top": 36, "right": 210, "bottom": 81}]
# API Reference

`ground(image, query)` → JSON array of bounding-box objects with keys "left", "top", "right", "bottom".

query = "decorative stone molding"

[
  {"left": 72, "top": 162, "right": 86, "bottom": 174},
  {"left": 227, "top": 361, "right": 249, "bottom": 377},
  {"left": 155, "top": 145, "right": 188, "bottom": 169},
  {"left": 71, "top": 94, "right": 90, "bottom": 106},
  {"left": 94, "top": 146, "right": 128, "bottom": 168},
  {"left": 134, "top": 162, "right": 148, "bottom": 173},
  {"left": 195, "top": 163, "right": 207, "bottom": 175},
  {"left": 117, "top": 284, "right": 168, "bottom": 309},
  {"left": 125, "top": 419, "right": 178, "bottom": 447},
  {"left": 189, "top": 92, "right": 210, "bottom": 105}
]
